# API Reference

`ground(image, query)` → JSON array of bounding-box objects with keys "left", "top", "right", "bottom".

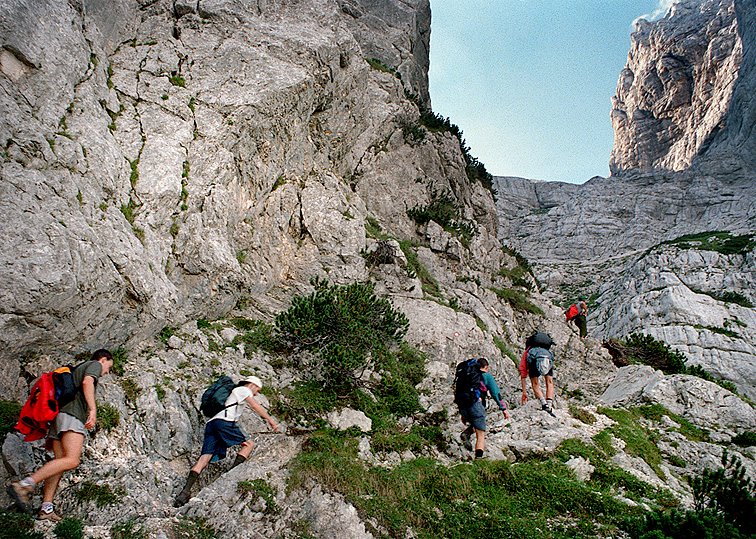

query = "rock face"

[
  {"left": 493, "top": 0, "right": 756, "bottom": 396},
  {"left": 0, "top": 0, "right": 434, "bottom": 385},
  {"left": 1, "top": 1, "right": 754, "bottom": 537},
  {"left": 609, "top": 0, "right": 752, "bottom": 174}
]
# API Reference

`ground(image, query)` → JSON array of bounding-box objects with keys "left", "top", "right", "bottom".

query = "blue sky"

[{"left": 428, "top": 0, "right": 666, "bottom": 184}]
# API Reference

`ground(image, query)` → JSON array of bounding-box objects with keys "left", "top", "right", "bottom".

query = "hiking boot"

[
  {"left": 7, "top": 482, "right": 33, "bottom": 513},
  {"left": 542, "top": 403, "right": 556, "bottom": 417},
  {"left": 173, "top": 489, "right": 191, "bottom": 508},
  {"left": 37, "top": 509, "right": 63, "bottom": 522},
  {"left": 459, "top": 431, "right": 473, "bottom": 452}
]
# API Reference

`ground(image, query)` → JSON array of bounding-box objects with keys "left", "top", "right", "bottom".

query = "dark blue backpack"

[
  {"left": 453, "top": 358, "right": 482, "bottom": 407},
  {"left": 200, "top": 376, "right": 236, "bottom": 417}
]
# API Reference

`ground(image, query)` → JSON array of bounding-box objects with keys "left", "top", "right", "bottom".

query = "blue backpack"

[{"left": 200, "top": 376, "right": 236, "bottom": 417}]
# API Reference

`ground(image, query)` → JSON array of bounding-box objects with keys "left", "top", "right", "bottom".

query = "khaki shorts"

[{"left": 48, "top": 412, "right": 87, "bottom": 440}]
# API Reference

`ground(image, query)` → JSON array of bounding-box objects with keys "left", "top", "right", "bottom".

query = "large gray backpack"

[{"left": 527, "top": 347, "right": 554, "bottom": 376}]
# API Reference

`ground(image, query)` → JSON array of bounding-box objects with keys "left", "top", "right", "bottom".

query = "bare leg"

[
  {"left": 530, "top": 377, "right": 544, "bottom": 401},
  {"left": 545, "top": 376, "right": 555, "bottom": 400},
  {"left": 190, "top": 454, "right": 214, "bottom": 475},
  {"left": 237, "top": 440, "right": 254, "bottom": 459},
  {"left": 474, "top": 429, "right": 485, "bottom": 452},
  {"left": 32, "top": 431, "right": 85, "bottom": 501}
]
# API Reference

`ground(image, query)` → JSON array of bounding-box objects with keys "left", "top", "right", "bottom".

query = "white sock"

[
  {"left": 539, "top": 397, "right": 546, "bottom": 405},
  {"left": 40, "top": 502, "right": 54, "bottom": 513},
  {"left": 20, "top": 477, "right": 36, "bottom": 487}
]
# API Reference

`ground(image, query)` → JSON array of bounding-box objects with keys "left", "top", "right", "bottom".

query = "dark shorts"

[
  {"left": 528, "top": 363, "right": 554, "bottom": 379},
  {"left": 459, "top": 400, "right": 487, "bottom": 431},
  {"left": 200, "top": 419, "right": 248, "bottom": 459}
]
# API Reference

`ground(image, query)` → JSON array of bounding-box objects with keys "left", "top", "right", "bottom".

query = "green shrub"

[
  {"left": 621, "top": 333, "right": 688, "bottom": 374},
  {"left": 168, "top": 74, "right": 186, "bottom": 87},
  {"left": 75, "top": 481, "right": 124, "bottom": 507},
  {"left": 731, "top": 432, "right": 756, "bottom": 447},
  {"left": 0, "top": 511, "right": 44, "bottom": 539},
  {"left": 120, "top": 378, "right": 141, "bottom": 404},
  {"left": 173, "top": 517, "right": 217, "bottom": 539},
  {"left": 0, "top": 400, "right": 21, "bottom": 437},
  {"left": 111, "top": 519, "right": 147, "bottom": 539},
  {"left": 232, "top": 319, "right": 279, "bottom": 355},
  {"left": 690, "top": 450, "right": 755, "bottom": 533},
  {"left": 406, "top": 192, "right": 477, "bottom": 246},
  {"left": 275, "top": 279, "right": 408, "bottom": 392},
  {"left": 53, "top": 517, "right": 84, "bottom": 539},
  {"left": 626, "top": 451, "right": 755, "bottom": 538},
  {"left": 97, "top": 402, "right": 120, "bottom": 432},
  {"left": 158, "top": 326, "right": 175, "bottom": 344}
]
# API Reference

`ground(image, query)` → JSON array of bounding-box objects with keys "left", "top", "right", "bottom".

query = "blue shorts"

[
  {"left": 200, "top": 419, "right": 248, "bottom": 459},
  {"left": 459, "top": 400, "right": 487, "bottom": 431}
]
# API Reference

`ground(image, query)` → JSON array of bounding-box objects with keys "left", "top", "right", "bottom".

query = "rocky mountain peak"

[{"left": 609, "top": 0, "right": 754, "bottom": 175}]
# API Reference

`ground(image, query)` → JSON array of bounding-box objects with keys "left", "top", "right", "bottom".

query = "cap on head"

[{"left": 240, "top": 375, "right": 263, "bottom": 389}]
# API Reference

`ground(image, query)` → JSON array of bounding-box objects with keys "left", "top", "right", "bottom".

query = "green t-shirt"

[{"left": 60, "top": 360, "right": 102, "bottom": 423}]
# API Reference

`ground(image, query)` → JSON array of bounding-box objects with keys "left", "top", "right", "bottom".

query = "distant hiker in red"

[
  {"left": 520, "top": 332, "right": 556, "bottom": 416},
  {"left": 7, "top": 349, "right": 114, "bottom": 521},
  {"left": 565, "top": 297, "right": 588, "bottom": 338}
]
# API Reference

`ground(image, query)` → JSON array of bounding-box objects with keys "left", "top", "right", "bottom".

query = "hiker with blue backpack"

[
  {"left": 520, "top": 332, "right": 556, "bottom": 417},
  {"left": 455, "top": 357, "right": 509, "bottom": 460},
  {"left": 174, "top": 374, "right": 279, "bottom": 507}
]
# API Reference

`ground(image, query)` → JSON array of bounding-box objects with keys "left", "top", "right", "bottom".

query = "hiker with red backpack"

[
  {"left": 455, "top": 358, "right": 509, "bottom": 460},
  {"left": 173, "top": 375, "right": 279, "bottom": 507},
  {"left": 564, "top": 297, "right": 588, "bottom": 338},
  {"left": 7, "top": 349, "right": 114, "bottom": 521},
  {"left": 520, "top": 332, "right": 556, "bottom": 417}
]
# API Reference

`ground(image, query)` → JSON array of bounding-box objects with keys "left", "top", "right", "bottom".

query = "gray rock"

[{"left": 328, "top": 408, "right": 372, "bottom": 432}]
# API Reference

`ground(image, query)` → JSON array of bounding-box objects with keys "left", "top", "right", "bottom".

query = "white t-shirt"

[{"left": 209, "top": 386, "right": 253, "bottom": 423}]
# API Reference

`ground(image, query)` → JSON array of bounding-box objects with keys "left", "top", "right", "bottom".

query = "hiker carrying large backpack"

[
  {"left": 519, "top": 332, "right": 557, "bottom": 416},
  {"left": 565, "top": 298, "right": 588, "bottom": 338},
  {"left": 454, "top": 358, "right": 509, "bottom": 460},
  {"left": 8, "top": 349, "right": 114, "bottom": 521},
  {"left": 174, "top": 374, "right": 280, "bottom": 507}
]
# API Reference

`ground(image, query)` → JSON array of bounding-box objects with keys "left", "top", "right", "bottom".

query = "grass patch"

[
  {"left": 398, "top": 241, "right": 441, "bottom": 298},
  {"left": 111, "top": 346, "right": 127, "bottom": 376},
  {"left": 490, "top": 287, "right": 544, "bottom": 315},
  {"left": 168, "top": 73, "right": 186, "bottom": 87},
  {"left": 120, "top": 378, "right": 141, "bottom": 404},
  {"left": 289, "top": 431, "right": 648, "bottom": 538},
  {"left": 597, "top": 407, "right": 666, "bottom": 478},
  {"left": 569, "top": 404, "right": 597, "bottom": 425},
  {"left": 173, "top": 517, "right": 217, "bottom": 539},
  {"left": 237, "top": 479, "right": 279, "bottom": 514},
  {"left": 97, "top": 402, "right": 120, "bottom": 432},
  {"left": 731, "top": 431, "right": 756, "bottom": 447},
  {"left": 692, "top": 287, "right": 753, "bottom": 308},
  {"left": 493, "top": 336, "right": 519, "bottom": 367},
  {"left": 636, "top": 404, "right": 710, "bottom": 442},
  {"left": 75, "top": 481, "right": 124, "bottom": 507},
  {"left": 662, "top": 231, "right": 754, "bottom": 256},
  {"left": 53, "top": 517, "right": 84, "bottom": 539},
  {"left": 111, "top": 519, "right": 147, "bottom": 539},
  {"left": 0, "top": 511, "right": 44, "bottom": 539}
]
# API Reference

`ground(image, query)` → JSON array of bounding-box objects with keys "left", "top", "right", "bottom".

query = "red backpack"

[
  {"left": 14, "top": 366, "right": 79, "bottom": 442},
  {"left": 564, "top": 304, "right": 579, "bottom": 321}
]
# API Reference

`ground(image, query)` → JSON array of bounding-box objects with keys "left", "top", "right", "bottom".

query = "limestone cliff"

[
  {"left": 494, "top": 0, "right": 755, "bottom": 399},
  {"left": 0, "top": 1, "right": 754, "bottom": 537},
  {"left": 610, "top": 0, "right": 754, "bottom": 174}
]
